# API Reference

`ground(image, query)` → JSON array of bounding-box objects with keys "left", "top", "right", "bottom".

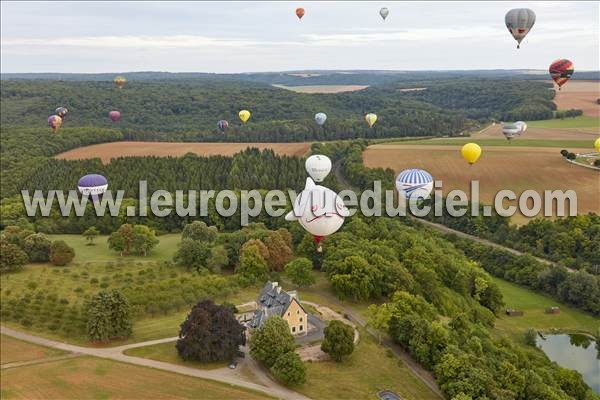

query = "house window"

[
  {"left": 288, "top": 312, "right": 290, "bottom": 317},
  {"left": 299, "top": 325, "right": 303, "bottom": 331},
  {"left": 297, "top": 310, "right": 299, "bottom": 314},
  {"left": 292, "top": 326, "right": 296, "bottom": 333},
  {"left": 300, "top": 317, "right": 303, "bottom": 322}
]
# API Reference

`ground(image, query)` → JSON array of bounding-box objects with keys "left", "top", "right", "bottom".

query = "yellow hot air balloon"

[
  {"left": 594, "top": 137, "right": 600, "bottom": 153},
  {"left": 239, "top": 110, "right": 251, "bottom": 123},
  {"left": 461, "top": 143, "right": 482, "bottom": 165},
  {"left": 365, "top": 113, "right": 377, "bottom": 128},
  {"left": 114, "top": 76, "right": 126, "bottom": 89}
]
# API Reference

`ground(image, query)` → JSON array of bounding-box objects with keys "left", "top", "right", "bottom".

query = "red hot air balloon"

[
  {"left": 296, "top": 7, "right": 305, "bottom": 20},
  {"left": 109, "top": 110, "right": 121, "bottom": 122},
  {"left": 549, "top": 59, "right": 574, "bottom": 90}
]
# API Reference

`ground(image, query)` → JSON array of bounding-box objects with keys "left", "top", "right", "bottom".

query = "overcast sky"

[{"left": 1, "top": 1, "right": 598, "bottom": 73}]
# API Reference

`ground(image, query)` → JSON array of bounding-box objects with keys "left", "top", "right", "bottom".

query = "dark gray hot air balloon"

[
  {"left": 505, "top": 8, "right": 536, "bottom": 49},
  {"left": 380, "top": 7, "right": 389, "bottom": 21}
]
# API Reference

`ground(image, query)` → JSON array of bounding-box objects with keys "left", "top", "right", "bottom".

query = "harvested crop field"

[
  {"left": 56, "top": 141, "right": 311, "bottom": 164},
  {"left": 1, "top": 335, "right": 66, "bottom": 365},
  {"left": 272, "top": 84, "right": 369, "bottom": 93},
  {"left": 364, "top": 144, "right": 600, "bottom": 223},
  {"left": 0, "top": 356, "right": 269, "bottom": 400},
  {"left": 475, "top": 123, "right": 598, "bottom": 141},
  {"left": 552, "top": 80, "right": 600, "bottom": 117}
]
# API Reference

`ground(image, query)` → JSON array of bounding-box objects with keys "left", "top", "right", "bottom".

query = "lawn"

[
  {"left": 297, "top": 327, "right": 440, "bottom": 400},
  {"left": 527, "top": 116, "right": 600, "bottom": 129},
  {"left": 125, "top": 341, "right": 227, "bottom": 369},
  {"left": 0, "top": 334, "right": 66, "bottom": 364},
  {"left": 0, "top": 356, "right": 271, "bottom": 400},
  {"left": 491, "top": 277, "right": 600, "bottom": 336},
  {"left": 48, "top": 233, "right": 180, "bottom": 263}
]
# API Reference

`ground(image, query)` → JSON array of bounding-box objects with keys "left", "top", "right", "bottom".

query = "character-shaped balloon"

[
  {"left": 285, "top": 178, "right": 349, "bottom": 252},
  {"left": 305, "top": 154, "right": 332, "bottom": 182}
]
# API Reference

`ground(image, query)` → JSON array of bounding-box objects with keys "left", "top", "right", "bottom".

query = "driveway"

[{"left": 294, "top": 314, "right": 326, "bottom": 346}]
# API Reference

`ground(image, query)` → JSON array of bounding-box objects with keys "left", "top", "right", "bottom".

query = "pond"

[{"left": 536, "top": 334, "right": 600, "bottom": 394}]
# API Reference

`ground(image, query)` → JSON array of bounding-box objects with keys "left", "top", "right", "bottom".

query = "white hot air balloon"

[
  {"left": 502, "top": 121, "right": 527, "bottom": 140},
  {"left": 314, "top": 112, "right": 327, "bottom": 127},
  {"left": 305, "top": 154, "right": 332, "bottom": 182},
  {"left": 395, "top": 169, "right": 434, "bottom": 202},
  {"left": 285, "top": 178, "right": 349, "bottom": 252},
  {"left": 505, "top": 8, "right": 536, "bottom": 49},
  {"left": 379, "top": 7, "right": 389, "bottom": 21}
]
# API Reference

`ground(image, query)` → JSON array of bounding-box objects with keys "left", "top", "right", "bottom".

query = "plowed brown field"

[
  {"left": 56, "top": 141, "right": 311, "bottom": 164},
  {"left": 552, "top": 80, "right": 600, "bottom": 117}
]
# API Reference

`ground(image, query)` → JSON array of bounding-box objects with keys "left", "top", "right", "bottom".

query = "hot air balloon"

[
  {"left": 505, "top": 8, "right": 536, "bottom": 49},
  {"left": 502, "top": 121, "right": 527, "bottom": 140},
  {"left": 78, "top": 174, "right": 108, "bottom": 196},
  {"left": 549, "top": 59, "right": 574, "bottom": 90},
  {"left": 48, "top": 115, "right": 62, "bottom": 133},
  {"left": 461, "top": 143, "right": 482, "bottom": 165},
  {"left": 239, "top": 110, "right": 251, "bottom": 123},
  {"left": 109, "top": 111, "right": 121, "bottom": 122},
  {"left": 296, "top": 7, "right": 305, "bottom": 20},
  {"left": 114, "top": 76, "right": 126, "bottom": 89},
  {"left": 365, "top": 113, "right": 377, "bottom": 128},
  {"left": 217, "top": 120, "right": 229, "bottom": 131},
  {"left": 305, "top": 154, "right": 332, "bottom": 182},
  {"left": 314, "top": 112, "right": 327, "bottom": 127},
  {"left": 285, "top": 178, "right": 349, "bottom": 252},
  {"left": 380, "top": 7, "right": 389, "bottom": 21},
  {"left": 594, "top": 137, "right": 600, "bottom": 153},
  {"left": 55, "top": 107, "right": 68, "bottom": 119},
  {"left": 395, "top": 169, "right": 434, "bottom": 201}
]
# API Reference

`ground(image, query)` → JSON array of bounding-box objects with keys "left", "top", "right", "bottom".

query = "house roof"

[{"left": 250, "top": 281, "right": 306, "bottom": 329}]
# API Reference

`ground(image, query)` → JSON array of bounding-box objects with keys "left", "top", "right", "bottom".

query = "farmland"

[
  {"left": 0, "top": 335, "right": 66, "bottom": 365},
  {"left": 551, "top": 80, "right": 600, "bottom": 117},
  {"left": 56, "top": 141, "right": 312, "bottom": 164},
  {"left": 363, "top": 144, "right": 599, "bottom": 223},
  {"left": 271, "top": 84, "right": 369, "bottom": 93}
]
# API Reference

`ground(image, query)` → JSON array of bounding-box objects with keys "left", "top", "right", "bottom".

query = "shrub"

[
  {"left": 49, "top": 240, "right": 75, "bottom": 266},
  {"left": 270, "top": 352, "right": 306, "bottom": 386}
]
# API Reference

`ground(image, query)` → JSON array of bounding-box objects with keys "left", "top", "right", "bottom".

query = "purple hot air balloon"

[
  {"left": 78, "top": 174, "right": 108, "bottom": 196},
  {"left": 109, "top": 110, "right": 121, "bottom": 123},
  {"left": 48, "top": 115, "right": 62, "bottom": 133},
  {"left": 217, "top": 120, "right": 229, "bottom": 131}
]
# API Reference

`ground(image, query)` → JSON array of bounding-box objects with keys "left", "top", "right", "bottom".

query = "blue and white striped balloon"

[{"left": 395, "top": 169, "right": 434, "bottom": 201}]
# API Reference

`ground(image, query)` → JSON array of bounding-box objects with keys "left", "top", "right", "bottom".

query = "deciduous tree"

[
  {"left": 321, "top": 320, "right": 354, "bottom": 362},
  {"left": 49, "top": 240, "right": 75, "bottom": 266},
  {"left": 249, "top": 316, "right": 295, "bottom": 368},
  {"left": 284, "top": 258, "right": 316, "bottom": 287},
  {"left": 271, "top": 351, "right": 306, "bottom": 386}
]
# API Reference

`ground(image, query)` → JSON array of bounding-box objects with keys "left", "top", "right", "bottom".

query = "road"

[{"left": 0, "top": 326, "right": 310, "bottom": 400}]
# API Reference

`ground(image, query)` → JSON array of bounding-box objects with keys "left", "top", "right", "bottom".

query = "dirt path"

[{"left": 0, "top": 326, "right": 309, "bottom": 400}]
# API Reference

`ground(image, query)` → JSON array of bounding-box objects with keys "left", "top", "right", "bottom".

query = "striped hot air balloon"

[
  {"left": 395, "top": 169, "right": 434, "bottom": 201},
  {"left": 549, "top": 59, "right": 574, "bottom": 90},
  {"left": 217, "top": 120, "right": 229, "bottom": 131}
]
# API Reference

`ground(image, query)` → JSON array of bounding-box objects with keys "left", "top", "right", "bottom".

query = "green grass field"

[
  {"left": 491, "top": 277, "right": 599, "bottom": 336},
  {"left": 527, "top": 115, "right": 600, "bottom": 129},
  {"left": 125, "top": 341, "right": 227, "bottom": 369},
  {"left": 383, "top": 138, "right": 592, "bottom": 148},
  {"left": 48, "top": 233, "right": 180, "bottom": 263},
  {"left": 297, "top": 327, "right": 440, "bottom": 400},
  {"left": 0, "top": 356, "right": 270, "bottom": 400}
]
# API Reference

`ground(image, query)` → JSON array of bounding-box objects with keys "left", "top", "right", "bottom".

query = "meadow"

[
  {"left": 0, "top": 334, "right": 66, "bottom": 365},
  {"left": 526, "top": 115, "right": 599, "bottom": 129},
  {"left": 0, "top": 356, "right": 270, "bottom": 400}
]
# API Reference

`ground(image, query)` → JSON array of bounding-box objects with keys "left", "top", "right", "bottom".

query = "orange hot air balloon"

[
  {"left": 549, "top": 59, "right": 574, "bottom": 90},
  {"left": 296, "top": 8, "right": 305, "bottom": 20}
]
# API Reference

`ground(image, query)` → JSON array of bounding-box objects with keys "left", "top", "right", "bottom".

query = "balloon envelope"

[
  {"left": 296, "top": 7, "right": 305, "bottom": 19},
  {"left": 48, "top": 115, "right": 62, "bottom": 132},
  {"left": 505, "top": 8, "right": 536, "bottom": 48},
  {"left": 285, "top": 178, "right": 349, "bottom": 239},
  {"left": 78, "top": 174, "right": 108, "bottom": 196},
  {"left": 549, "top": 59, "right": 574, "bottom": 89},
  {"left": 461, "top": 143, "right": 482, "bottom": 165},
  {"left": 114, "top": 76, "right": 126, "bottom": 89},
  {"left": 314, "top": 112, "right": 327, "bottom": 126},
  {"left": 365, "top": 113, "right": 377, "bottom": 128},
  {"left": 109, "top": 111, "right": 121, "bottom": 122},
  {"left": 239, "top": 110, "right": 251, "bottom": 123},
  {"left": 395, "top": 169, "right": 434, "bottom": 201},
  {"left": 305, "top": 154, "right": 332, "bottom": 182},
  {"left": 595, "top": 138, "right": 600, "bottom": 152},
  {"left": 502, "top": 121, "right": 527, "bottom": 140},
  {"left": 217, "top": 120, "right": 229, "bottom": 131},
  {"left": 380, "top": 7, "right": 389, "bottom": 20},
  {"left": 55, "top": 107, "right": 68, "bottom": 118}
]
